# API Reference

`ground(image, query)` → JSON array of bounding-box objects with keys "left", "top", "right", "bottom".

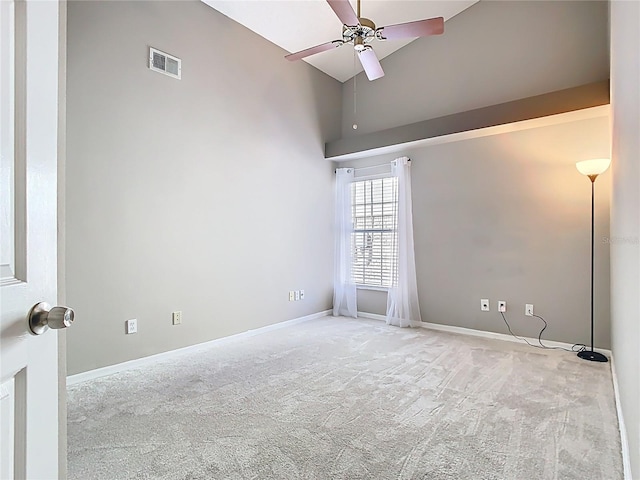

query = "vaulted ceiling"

[{"left": 203, "top": 0, "right": 478, "bottom": 82}]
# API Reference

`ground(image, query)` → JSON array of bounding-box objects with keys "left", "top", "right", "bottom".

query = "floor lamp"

[{"left": 575, "top": 158, "right": 611, "bottom": 363}]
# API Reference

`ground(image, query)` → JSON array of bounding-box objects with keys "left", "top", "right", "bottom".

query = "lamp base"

[{"left": 577, "top": 350, "right": 608, "bottom": 363}]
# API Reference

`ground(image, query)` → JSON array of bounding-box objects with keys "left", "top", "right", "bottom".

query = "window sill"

[{"left": 356, "top": 285, "right": 389, "bottom": 292}]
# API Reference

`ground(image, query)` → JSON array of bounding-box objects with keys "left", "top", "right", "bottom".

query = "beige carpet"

[{"left": 67, "top": 316, "right": 622, "bottom": 479}]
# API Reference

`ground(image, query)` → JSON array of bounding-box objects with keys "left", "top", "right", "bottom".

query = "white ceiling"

[{"left": 202, "top": 0, "right": 478, "bottom": 83}]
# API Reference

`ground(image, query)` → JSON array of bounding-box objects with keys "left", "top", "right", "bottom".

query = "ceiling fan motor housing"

[{"left": 343, "top": 17, "right": 377, "bottom": 50}]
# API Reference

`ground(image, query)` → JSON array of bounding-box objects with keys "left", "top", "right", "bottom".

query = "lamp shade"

[{"left": 576, "top": 158, "right": 611, "bottom": 176}]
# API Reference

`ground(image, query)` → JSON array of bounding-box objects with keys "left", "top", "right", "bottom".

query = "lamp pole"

[
  {"left": 576, "top": 168, "right": 608, "bottom": 363},
  {"left": 590, "top": 179, "right": 595, "bottom": 354}
]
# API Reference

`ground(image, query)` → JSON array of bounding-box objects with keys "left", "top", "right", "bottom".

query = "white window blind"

[{"left": 351, "top": 176, "right": 399, "bottom": 288}]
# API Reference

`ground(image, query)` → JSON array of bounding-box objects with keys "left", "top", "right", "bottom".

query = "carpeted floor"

[{"left": 67, "top": 316, "right": 622, "bottom": 480}]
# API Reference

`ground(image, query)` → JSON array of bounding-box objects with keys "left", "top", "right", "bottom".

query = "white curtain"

[
  {"left": 386, "top": 157, "right": 422, "bottom": 327},
  {"left": 333, "top": 168, "right": 357, "bottom": 318}
]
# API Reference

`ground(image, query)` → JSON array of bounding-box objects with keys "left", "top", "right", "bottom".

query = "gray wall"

[
  {"left": 344, "top": 115, "right": 611, "bottom": 348},
  {"left": 341, "top": 0, "right": 609, "bottom": 137},
  {"left": 337, "top": 0, "right": 612, "bottom": 348},
  {"left": 65, "top": 1, "right": 342, "bottom": 375},
  {"left": 610, "top": 0, "right": 640, "bottom": 476}
]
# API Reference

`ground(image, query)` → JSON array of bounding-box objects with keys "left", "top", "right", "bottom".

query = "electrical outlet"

[
  {"left": 481, "top": 299, "right": 490, "bottom": 311},
  {"left": 126, "top": 318, "right": 137, "bottom": 334},
  {"left": 299, "top": 290, "right": 305, "bottom": 300},
  {"left": 525, "top": 304, "right": 534, "bottom": 316},
  {"left": 172, "top": 311, "right": 182, "bottom": 325},
  {"left": 295, "top": 290, "right": 300, "bottom": 301},
  {"left": 498, "top": 301, "right": 507, "bottom": 313},
  {"left": 289, "top": 291, "right": 294, "bottom": 301}
]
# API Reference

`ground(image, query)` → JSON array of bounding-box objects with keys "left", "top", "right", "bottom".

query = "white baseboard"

[
  {"left": 67, "top": 309, "right": 331, "bottom": 386},
  {"left": 610, "top": 354, "right": 633, "bottom": 480},
  {"left": 357, "top": 312, "right": 386, "bottom": 322},
  {"left": 356, "top": 311, "right": 613, "bottom": 356}
]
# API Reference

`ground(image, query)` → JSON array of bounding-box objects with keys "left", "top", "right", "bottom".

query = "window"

[{"left": 351, "top": 176, "right": 399, "bottom": 288}]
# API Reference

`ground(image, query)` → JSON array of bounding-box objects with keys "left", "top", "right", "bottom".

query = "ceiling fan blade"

[
  {"left": 285, "top": 40, "right": 343, "bottom": 62},
  {"left": 377, "top": 17, "right": 444, "bottom": 40},
  {"left": 358, "top": 47, "right": 384, "bottom": 81},
  {"left": 326, "top": 0, "right": 359, "bottom": 26}
]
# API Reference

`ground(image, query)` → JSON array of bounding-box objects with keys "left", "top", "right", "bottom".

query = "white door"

[{"left": 1, "top": 0, "right": 64, "bottom": 478}]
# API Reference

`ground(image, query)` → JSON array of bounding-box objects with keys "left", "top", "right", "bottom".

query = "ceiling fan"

[{"left": 285, "top": 0, "right": 444, "bottom": 81}]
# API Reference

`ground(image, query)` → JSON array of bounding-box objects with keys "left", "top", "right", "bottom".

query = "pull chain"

[
  {"left": 352, "top": 49, "right": 358, "bottom": 130},
  {"left": 352, "top": 0, "right": 361, "bottom": 130}
]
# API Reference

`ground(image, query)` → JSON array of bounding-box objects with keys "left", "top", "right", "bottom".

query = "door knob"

[{"left": 28, "top": 302, "right": 75, "bottom": 335}]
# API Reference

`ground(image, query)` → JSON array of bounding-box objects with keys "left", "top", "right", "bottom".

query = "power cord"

[{"left": 499, "top": 311, "right": 586, "bottom": 353}]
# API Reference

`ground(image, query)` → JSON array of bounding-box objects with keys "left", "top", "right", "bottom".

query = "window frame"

[{"left": 349, "top": 172, "right": 399, "bottom": 290}]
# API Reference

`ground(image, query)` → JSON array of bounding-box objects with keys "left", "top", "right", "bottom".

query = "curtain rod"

[{"left": 334, "top": 159, "right": 410, "bottom": 174}]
